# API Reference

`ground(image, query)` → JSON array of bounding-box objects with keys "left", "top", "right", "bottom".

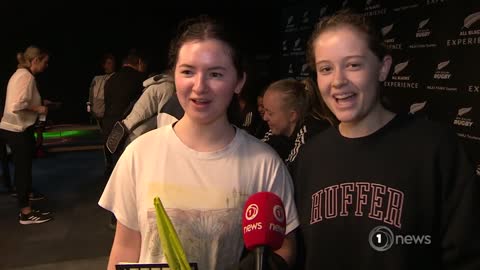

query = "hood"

[{"left": 142, "top": 74, "right": 173, "bottom": 88}]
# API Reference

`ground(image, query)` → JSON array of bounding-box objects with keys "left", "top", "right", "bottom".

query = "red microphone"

[{"left": 242, "top": 192, "right": 286, "bottom": 270}]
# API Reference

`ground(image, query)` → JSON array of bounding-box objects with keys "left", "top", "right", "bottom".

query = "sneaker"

[
  {"left": 32, "top": 209, "right": 52, "bottom": 215},
  {"left": 19, "top": 211, "right": 53, "bottom": 225}
]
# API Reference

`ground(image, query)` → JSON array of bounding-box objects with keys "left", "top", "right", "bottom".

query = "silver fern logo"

[
  {"left": 294, "top": 38, "right": 301, "bottom": 48},
  {"left": 292, "top": 38, "right": 303, "bottom": 53},
  {"left": 286, "top": 16, "right": 294, "bottom": 27},
  {"left": 387, "top": 60, "right": 415, "bottom": 84},
  {"left": 458, "top": 107, "right": 472, "bottom": 116},
  {"left": 320, "top": 6, "right": 328, "bottom": 17},
  {"left": 301, "top": 63, "right": 309, "bottom": 73},
  {"left": 437, "top": 60, "right": 450, "bottom": 70},
  {"left": 454, "top": 107, "right": 474, "bottom": 127},
  {"left": 464, "top": 11, "right": 480, "bottom": 29},
  {"left": 382, "top": 24, "right": 394, "bottom": 36},
  {"left": 383, "top": 24, "right": 402, "bottom": 49},
  {"left": 394, "top": 61, "right": 409, "bottom": 75},
  {"left": 302, "top": 11, "right": 309, "bottom": 23},
  {"left": 288, "top": 64, "right": 293, "bottom": 74},
  {"left": 476, "top": 164, "right": 480, "bottom": 176},
  {"left": 416, "top": 18, "right": 431, "bottom": 38},
  {"left": 409, "top": 101, "right": 427, "bottom": 114},
  {"left": 419, "top": 18, "right": 430, "bottom": 29},
  {"left": 434, "top": 60, "right": 452, "bottom": 80}
]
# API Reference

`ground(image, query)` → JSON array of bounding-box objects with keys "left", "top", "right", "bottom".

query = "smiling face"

[
  {"left": 313, "top": 25, "right": 391, "bottom": 128},
  {"left": 174, "top": 39, "right": 245, "bottom": 126}
]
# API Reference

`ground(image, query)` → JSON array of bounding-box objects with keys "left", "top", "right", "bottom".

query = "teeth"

[
  {"left": 193, "top": 99, "right": 209, "bottom": 103},
  {"left": 334, "top": 93, "right": 354, "bottom": 99}
]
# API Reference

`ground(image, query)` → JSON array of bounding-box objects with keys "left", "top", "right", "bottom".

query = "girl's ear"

[
  {"left": 234, "top": 72, "right": 247, "bottom": 94},
  {"left": 289, "top": 110, "right": 299, "bottom": 124},
  {"left": 378, "top": 55, "right": 392, "bottom": 82}
]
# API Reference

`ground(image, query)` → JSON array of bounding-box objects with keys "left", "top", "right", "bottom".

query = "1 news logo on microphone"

[
  {"left": 242, "top": 192, "right": 286, "bottom": 251},
  {"left": 245, "top": 203, "right": 259, "bottom": 220}
]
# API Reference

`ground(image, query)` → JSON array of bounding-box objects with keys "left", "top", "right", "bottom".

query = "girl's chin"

[{"left": 334, "top": 112, "right": 359, "bottom": 124}]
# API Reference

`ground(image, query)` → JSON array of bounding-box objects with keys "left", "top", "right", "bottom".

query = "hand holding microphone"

[{"left": 241, "top": 192, "right": 288, "bottom": 270}]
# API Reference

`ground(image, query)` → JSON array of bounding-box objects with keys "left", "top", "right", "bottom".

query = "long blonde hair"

[
  {"left": 17, "top": 46, "right": 48, "bottom": 69},
  {"left": 265, "top": 77, "right": 336, "bottom": 126}
]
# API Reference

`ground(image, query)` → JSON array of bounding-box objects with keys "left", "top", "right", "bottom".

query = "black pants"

[
  {"left": 0, "top": 141, "right": 12, "bottom": 189},
  {"left": 1, "top": 126, "right": 35, "bottom": 208}
]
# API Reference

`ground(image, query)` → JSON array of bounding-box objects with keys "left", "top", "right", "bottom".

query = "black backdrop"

[
  {"left": 1, "top": 1, "right": 479, "bottom": 173},
  {"left": 0, "top": 3, "right": 283, "bottom": 125},
  {"left": 279, "top": 0, "right": 480, "bottom": 176}
]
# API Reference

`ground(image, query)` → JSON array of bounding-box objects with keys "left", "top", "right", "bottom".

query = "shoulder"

[
  {"left": 389, "top": 114, "right": 456, "bottom": 144},
  {"left": 304, "top": 116, "right": 331, "bottom": 132},
  {"left": 143, "top": 80, "right": 175, "bottom": 94},
  {"left": 236, "top": 128, "right": 284, "bottom": 163},
  {"left": 13, "top": 68, "right": 33, "bottom": 80},
  {"left": 303, "top": 125, "right": 337, "bottom": 146},
  {"left": 125, "top": 125, "right": 172, "bottom": 152}
]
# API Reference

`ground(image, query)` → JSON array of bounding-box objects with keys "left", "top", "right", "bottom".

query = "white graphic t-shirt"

[{"left": 99, "top": 124, "right": 299, "bottom": 270}]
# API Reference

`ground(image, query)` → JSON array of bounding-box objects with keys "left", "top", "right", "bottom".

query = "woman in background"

[
  {"left": 262, "top": 78, "right": 333, "bottom": 168},
  {"left": 0, "top": 46, "right": 53, "bottom": 225}
]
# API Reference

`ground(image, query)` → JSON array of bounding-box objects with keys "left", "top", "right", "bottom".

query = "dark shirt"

[{"left": 103, "top": 66, "right": 146, "bottom": 135}]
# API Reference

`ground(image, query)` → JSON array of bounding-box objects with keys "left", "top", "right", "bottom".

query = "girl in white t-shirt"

[{"left": 100, "top": 16, "right": 299, "bottom": 270}]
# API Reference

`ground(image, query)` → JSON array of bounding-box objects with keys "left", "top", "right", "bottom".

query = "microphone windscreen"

[{"left": 242, "top": 192, "right": 286, "bottom": 251}]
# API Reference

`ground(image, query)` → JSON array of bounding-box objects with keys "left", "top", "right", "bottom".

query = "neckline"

[
  {"left": 169, "top": 124, "right": 240, "bottom": 160},
  {"left": 335, "top": 114, "right": 402, "bottom": 142}
]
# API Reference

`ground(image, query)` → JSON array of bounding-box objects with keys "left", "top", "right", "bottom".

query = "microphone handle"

[{"left": 255, "top": 246, "right": 265, "bottom": 270}]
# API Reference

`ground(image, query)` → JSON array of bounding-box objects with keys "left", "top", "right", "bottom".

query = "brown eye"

[
  {"left": 211, "top": 72, "right": 223, "bottom": 78},
  {"left": 317, "top": 66, "right": 332, "bottom": 74},
  {"left": 347, "top": 63, "right": 362, "bottom": 69}
]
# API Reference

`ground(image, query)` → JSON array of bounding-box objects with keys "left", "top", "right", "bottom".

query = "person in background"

[
  {"left": 99, "top": 16, "right": 298, "bottom": 270},
  {"left": 105, "top": 72, "right": 181, "bottom": 169},
  {"left": 253, "top": 90, "right": 269, "bottom": 139},
  {"left": 0, "top": 46, "right": 53, "bottom": 224},
  {"left": 102, "top": 50, "right": 146, "bottom": 181},
  {"left": 102, "top": 50, "right": 147, "bottom": 230},
  {"left": 257, "top": 93, "right": 265, "bottom": 119},
  {"left": 293, "top": 9, "right": 480, "bottom": 269},
  {"left": 262, "top": 78, "right": 333, "bottom": 169},
  {"left": 238, "top": 92, "right": 258, "bottom": 135},
  {"left": 88, "top": 53, "right": 116, "bottom": 130}
]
